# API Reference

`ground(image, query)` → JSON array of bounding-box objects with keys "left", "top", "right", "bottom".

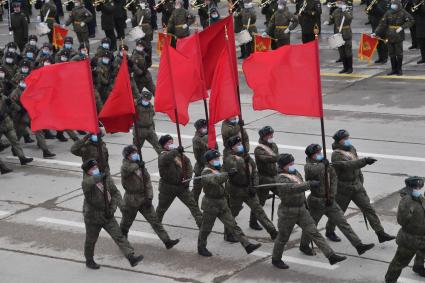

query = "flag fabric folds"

[
  {"left": 99, "top": 54, "right": 135, "bottom": 133},
  {"left": 52, "top": 24, "right": 69, "bottom": 49},
  {"left": 358, "top": 33, "right": 379, "bottom": 61},
  {"left": 254, "top": 34, "right": 272, "bottom": 52},
  {"left": 242, "top": 40, "right": 323, "bottom": 118},
  {"left": 21, "top": 59, "right": 99, "bottom": 133}
]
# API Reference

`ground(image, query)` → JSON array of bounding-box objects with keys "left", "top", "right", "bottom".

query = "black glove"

[
  {"left": 248, "top": 187, "right": 256, "bottom": 197},
  {"left": 144, "top": 198, "right": 153, "bottom": 208},
  {"left": 177, "top": 145, "right": 185, "bottom": 153},
  {"left": 326, "top": 199, "right": 333, "bottom": 207},
  {"left": 238, "top": 119, "right": 245, "bottom": 126},
  {"left": 138, "top": 160, "right": 145, "bottom": 168},
  {"left": 365, "top": 157, "right": 377, "bottom": 165},
  {"left": 309, "top": 180, "right": 321, "bottom": 189},
  {"left": 228, "top": 168, "right": 238, "bottom": 177},
  {"left": 243, "top": 154, "right": 251, "bottom": 163},
  {"left": 322, "top": 158, "right": 330, "bottom": 167}
]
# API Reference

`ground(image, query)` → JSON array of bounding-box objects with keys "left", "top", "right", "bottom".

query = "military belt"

[
  {"left": 389, "top": 25, "right": 401, "bottom": 29},
  {"left": 47, "top": 17, "right": 55, "bottom": 20},
  {"left": 342, "top": 25, "right": 351, "bottom": 29},
  {"left": 175, "top": 24, "right": 187, "bottom": 28},
  {"left": 74, "top": 21, "right": 81, "bottom": 24},
  {"left": 276, "top": 25, "right": 288, "bottom": 29}
]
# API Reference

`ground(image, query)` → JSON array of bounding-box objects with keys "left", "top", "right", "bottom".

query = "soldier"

[
  {"left": 413, "top": 0, "right": 425, "bottom": 64},
  {"left": 55, "top": 37, "right": 78, "bottom": 63},
  {"left": 198, "top": 149, "right": 262, "bottom": 257},
  {"left": 375, "top": 0, "right": 414, "bottom": 75},
  {"left": 96, "top": 0, "right": 117, "bottom": 51},
  {"left": 253, "top": 126, "right": 278, "bottom": 230},
  {"left": 156, "top": 134, "right": 203, "bottom": 227},
  {"left": 80, "top": 159, "right": 144, "bottom": 269},
  {"left": 330, "top": 0, "right": 353, "bottom": 74},
  {"left": 385, "top": 176, "right": 425, "bottom": 282},
  {"left": 298, "top": 0, "right": 322, "bottom": 43},
  {"left": 10, "top": 2, "right": 29, "bottom": 52},
  {"left": 71, "top": 44, "right": 90, "bottom": 61},
  {"left": 131, "top": 39, "right": 155, "bottom": 94},
  {"left": 71, "top": 133, "right": 110, "bottom": 174},
  {"left": 35, "top": 43, "right": 54, "bottom": 67},
  {"left": 119, "top": 145, "right": 180, "bottom": 249},
  {"left": 0, "top": 95, "right": 33, "bottom": 165},
  {"left": 21, "top": 45, "right": 37, "bottom": 68},
  {"left": 266, "top": 0, "right": 298, "bottom": 49},
  {"left": 94, "top": 37, "right": 114, "bottom": 63},
  {"left": 156, "top": 0, "right": 175, "bottom": 28},
  {"left": 271, "top": 153, "right": 347, "bottom": 269},
  {"left": 133, "top": 91, "right": 162, "bottom": 154},
  {"left": 95, "top": 50, "right": 113, "bottom": 103},
  {"left": 366, "top": 0, "right": 389, "bottom": 64},
  {"left": 223, "top": 136, "right": 278, "bottom": 241},
  {"left": 1, "top": 52, "right": 18, "bottom": 96},
  {"left": 230, "top": 0, "right": 243, "bottom": 34},
  {"left": 299, "top": 144, "right": 376, "bottom": 256},
  {"left": 261, "top": 0, "right": 278, "bottom": 26},
  {"left": 65, "top": 0, "right": 93, "bottom": 47},
  {"left": 25, "top": 35, "right": 40, "bottom": 56},
  {"left": 239, "top": 0, "right": 257, "bottom": 59},
  {"left": 221, "top": 117, "right": 249, "bottom": 159},
  {"left": 132, "top": 0, "right": 154, "bottom": 65},
  {"left": 167, "top": 0, "right": 195, "bottom": 43},
  {"left": 325, "top": 130, "right": 396, "bottom": 243},
  {"left": 113, "top": 0, "right": 127, "bottom": 40},
  {"left": 403, "top": 0, "right": 417, "bottom": 49},
  {"left": 40, "top": 0, "right": 58, "bottom": 44},
  {"left": 192, "top": 119, "right": 209, "bottom": 203}
]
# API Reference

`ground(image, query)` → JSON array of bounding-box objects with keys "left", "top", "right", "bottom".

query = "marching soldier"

[
  {"left": 298, "top": 0, "right": 322, "bottom": 43},
  {"left": 94, "top": 37, "right": 114, "bottom": 63},
  {"left": 253, "top": 126, "right": 278, "bottom": 230},
  {"left": 35, "top": 43, "right": 54, "bottom": 67},
  {"left": 239, "top": 0, "right": 257, "bottom": 59},
  {"left": 119, "top": 145, "right": 180, "bottom": 249},
  {"left": 55, "top": 37, "right": 78, "bottom": 62},
  {"left": 192, "top": 119, "right": 209, "bottom": 203},
  {"left": 266, "top": 0, "right": 298, "bottom": 49},
  {"left": 10, "top": 2, "right": 29, "bottom": 52},
  {"left": 25, "top": 35, "right": 40, "bottom": 56},
  {"left": 132, "top": 0, "right": 154, "bottom": 66},
  {"left": 167, "top": 0, "right": 195, "bottom": 44},
  {"left": 366, "top": 0, "right": 389, "bottom": 63},
  {"left": 271, "top": 153, "right": 347, "bottom": 269},
  {"left": 131, "top": 39, "right": 155, "bottom": 94},
  {"left": 40, "top": 0, "right": 58, "bottom": 44},
  {"left": 330, "top": 0, "right": 353, "bottom": 74},
  {"left": 113, "top": 0, "right": 127, "bottom": 40},
  {"left": 261, "top": 0, "right": 278, "bottom": 26},
  {"left": 156, "top": 134, "right": 203, "bottom": 227},
  {"left": 413, "top": 0, "right": 425, "bottom": 64},
  {"left": 65, "top": 0, "right": 93, "bottom": 47},
  {"left": 156, "top": 0, "right": 175, "bottom": 28},
  {"left": 385, "top": 176, "right": 425, "bottom": 282},
  {"left": 22, "top": 45, "right": 37, "bottom": 68},
  {"left": 299, "top": 144, "right": 376, "bottom": 256},
  {"left": 197, "top": 149, "right": 262, "bottom": 257},
  {"left": 71, "top": 133, "right": 110, "bottom": 174},
  {"left": 223, "top": 136, "right": 278, "bottom": 241},
  {"left": 80, "top": 159, "right": 144, "bottom": 269},
  {"left": 133, "top": 91, "right": 162, "bottom": 154},
  {"left": 325, "top": 130, "right": 396, "bottom": 243},
  {"left": 375, "top": 0, "right": 414, "bottom": 75},
  {"left": 221, "top": 117, "right": 249, "bottom": 159},
  {"left": 96, "top": 0, "right": 117, "bottom": 51},
  {"left": 95, "top": 50, "right": 113, "bottom": 103},
  {"left": 71, "top": 44, "right": 90, "bottom": 61}
]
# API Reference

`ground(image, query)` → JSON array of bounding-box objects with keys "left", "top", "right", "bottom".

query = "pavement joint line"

[
  {"left": 6, "top": 156, "right": 81, "bottom": 167},
  {"left": 36, "top": 217, "right": 160, "bottom": 240}
]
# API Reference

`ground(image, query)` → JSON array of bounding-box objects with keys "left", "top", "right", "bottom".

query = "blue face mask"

[
  {"left": 91, "top": 168, "right": 100, "bottom": 177},
  {"left": 343, "top": 140, "right": 352, "bottom": 147},
  {"left": 141, "top": 100, "right": 150, "bottom": 106},
  {"left": 102, "top": 43, "right": 110, "bottom": 49},
  {"left": 131, "top": 153, "right": 140, "bottom": 161},
  {"left": 212, "top": 160, "right": 221, "bottom": 169},
  {"left": 390, "top": 4, "right": 397, "bottom": 9},
  {"left": 229, "top": 119, "right": 237, "bottom": 125},
  {"left": 102, "top": 58, "right": 110, "bottom": 65},
  {"left": 19, "top": 82, "right": 26, "bottom": 89},
  {"left": 90, "top": 135, "right": 98, "bottom": 143},
  {"left": 236, "top": 144, "right": 244, "bottom": 153},
  {"left": 412, "top": 189, "right": 422, "bottom": 198},
  {"left": 42, "top": 50, "right": 50, "bottom": 55},
  {"left": 64, "top": 43, "right": 72, "bottom": 49},
  {"left": 315, "top": 154, "right": 324, "bottom": 161},
  {"left": 288, "top": 165, "right": 296, "bottom": 173},
  {"left": 26, "top": 52, "right": 34, "bottom": 59}
]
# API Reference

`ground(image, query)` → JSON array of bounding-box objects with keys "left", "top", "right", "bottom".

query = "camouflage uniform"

[
  {"left": 71, "top": 138, "right": 110, "bottom": 173},
  {"left": 131, "top": 48, "right": 155, "bottom": 94},
  {"left": 95, "top": 61, "right": 112, "bottom": 103},
  {"left": 133, "top": 99, "right": 161, "bottom": 154},
  {"left": 192, "top": 129, "right": 209, "bottom": 203},
  {"left": 65, "top": 4, "right": 93, "bottom": 47},
  {"left": 267, "top": 5, "right": 298, "bottom": 49},
  {"left": 221, "top": 120, "right": 250, "bottom": 159}
]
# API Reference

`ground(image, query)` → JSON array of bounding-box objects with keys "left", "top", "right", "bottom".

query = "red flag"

[
  {"left": 157, "top": 31, "right": 171, "bottom": 55},
  {"left": 176, "top": 31, "right": 208, "bottom": 102},
  {"left": 154, "top": 42, "right": 202, "bottom": 125},
  {"left": 99, "top": 54, "right": 135, "bottom": 133},
  {"left": 254, "top": 34, "right": 272, "bottom": 52},
  {"left": 208, "top": 45, "right": 240, "bottom": 149},
  {"left": 358, "top": 33, "right": 379, "bottom": 61},
  {"left": 242, "top": 40, "right": 323, "bottom": 118},
  {"left": 21, "top": 59, "right": 99, "bottom": 133},
  {"left": 52, "top": 24, "right": 69, "bottom": 49}
]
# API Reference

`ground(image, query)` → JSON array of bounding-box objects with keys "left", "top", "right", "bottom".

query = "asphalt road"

[{"left": 0, "top": 1, "right": 425, "bottom": 283}]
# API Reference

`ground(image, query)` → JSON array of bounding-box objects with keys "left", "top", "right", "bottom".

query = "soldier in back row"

[
  {"left": 366, "top": 0, "right": 389, "bottom": 64},
  {"left": 298, "top": 0, "right": 322, "bottom": 43},
  {"left": 266, "top": 0, "right": 298, "bottom": 49},
  {"left": 65, "top": 0, "right": 93, "bottom": 48},
  {"left": 40, "top": 0, "right": 58, "bottom": 44},
  {"left": 97, "top": 0, "right": 118, "bottom": 51},
  {"left": 412, "top": 0, "right": 425, "bottom": 64},
  {"left": 192, "top": 119, "right": 209, "bottom": 203},
  {"left": 238, "top": 0, "right": 257, "bottom": 59},
  {"left": 10, "top": 2, "right": 29, "bottom": 52}
]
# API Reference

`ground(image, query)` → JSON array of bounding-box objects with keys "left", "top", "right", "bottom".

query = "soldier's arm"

[
  {"left": 70, "top": 139, "right": 86, "bottom": 156},
  {"left": 242, "top": 128, "right": 250, "bottom": 152},
  {"left": 132, "top": 58, "right": 144, "bottom": 76},
  {"left": 82, "top": 175, "right": 104, "bottom": 208},
  {"left": 344, "top": 10, "right": 353, "bottom": 21},
  {"left": 289, "top": 13, "right": 299, "bottom": 30},
  {"left": 331, "top": 152, "right": 368, "bottom": 170},
  {"left": 193, "top": 138, "right": 207, "bottom": 164},
  {"left": 375, "top": 14, "right": 388, "bottom": 37},
  {"left": 276, "top": 177, "right": 311, "bottom": 194},
  {"left": 266, "top": 14, "right": 275, "bottom": 35},
  {"left": 397, "top": 196, "right": 414, "bottom": 226},
  {"left": 121, "top": 162, "right": 140, "bottom": 178},
  {"left": 254, "top": 147, "right": 278, "bottom": 163},
  {"left": 108, "top": 177, "right": 123, "bottom": 213},
  {"left": 202, "top": 168, "right": 228, "bottom": 187},
  {"left": 143, "top": 168, "right": 154, "bottom": 200},
  {"left": 401, "top": 11, "right": 414, "bottom": 29},
  {"left": 183, "top": 154, "right": 193, "bottom": 178}
]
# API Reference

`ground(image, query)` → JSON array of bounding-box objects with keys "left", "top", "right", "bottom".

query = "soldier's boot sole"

[
  {"left": 272, "top": 259, "right": 289, "bottom": 269},
  {"left": 85, "top": 259, "right": 100, "bottom": 270},
  {"left": 412, "top": 265, "right": 425, "bottom": 277},
  {"left": 245, "top": 243, "right": 262, "bottom": 254},
  {"left": 328, "top": 254, "right": 347, "bottom": 265},
  {"left": 356, "top": 243, "right": 375, "bottom": 255},
  {"left": 23, "top": 135, "right": 35, "bottom": 143},
  {"left": 128, "top": 254, "right": 144, "bottom": 267},
  {"left": 198, "top": 247, "right": 212, "bottom": 257},
  {"left": 165, "top": 239, "right": 180, "bottom": 250},
  {"left": 43, "top": 150, "right": 56, "bottom": 159},
  {"left": 19, "top": 157, "right": 33, "bottom": 165}
]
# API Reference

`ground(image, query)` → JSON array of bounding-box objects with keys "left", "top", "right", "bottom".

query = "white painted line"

[
  {"left": 156, "top": 132, "right": 425, "bottom": 163},
  {"left": 36, "top": 217, "right": 159, "bottom": 240},
  {"left": 399, "top": 277, "right": 424, "bottom": 283},
  {"left": 6, "top": 156, "right": 81, "bottom": 167},
  {"left": 283, "top": 255, "right": 339, "bottom": 270},
  {"left": 0, "top": 211, "right": 11, "bottom": 217}
]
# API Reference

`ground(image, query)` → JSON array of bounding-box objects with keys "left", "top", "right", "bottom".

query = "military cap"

[
  {"left": 28, "top": 34, "right": 38, "bottom": 41},
  {"left": 64, "top": 36, "right": 73, "bottom": 44},
  {"left": 101, "top": 37, "right": 111, "bottom": 44},
  {"left": 122, "top": 145, "right": 138, "bottom": 158},
  {"left": 159, "top": 134, "right": 173, "bottom": 147},
  {"left": 259, "top": 126, "right": 274, "bottom": 138},
  {"left": 194, "top": 119, "right": 207, "bottom": 130},
  {"left": 141, "top": 90, "right": 153, "bottom": 100},
  {"left": 305, "top": 144, "right": 322, "bottom": 157},
  {"left": 205, "top": 149, "right": 220, "bottom": 162},
  {"left": 20, "top": 59, "right": 32, "bottom": 67},
  {"left": 42, "top": 42, "right": 52, "bottom": 49},
  {"left": 333, "top": 129, "right": 350, "bottom": 142},
  {"left": 81, "top": 159, "right": 98, "bottom": 172},
  {"left": 227, "top": 135, "right": 242, "bottom": 149},
  {"left": 278, "top": 153, "right": 294, "bottom": 167},
  {"left": 405, "top": 176, "right": 424, "bottom": 188},
  {"left": 6, "top": 42, "right": 18, "bottom": 49}
]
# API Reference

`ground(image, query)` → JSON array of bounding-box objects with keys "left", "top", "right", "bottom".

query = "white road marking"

[
  {"left": 36, "top": 217, "right": 159, "bottom": 240},
  {"left": 399, "top": 277, "right": 424, "bottom": 283},
  {"left": 0, "top": 211, "right": 11, "bottom": 217},
  {"left": 6, "top": 156, "right": 81, "bottom": 167},
  {"left": 156, "top": 132, "right": 425, "bottom": 163}
]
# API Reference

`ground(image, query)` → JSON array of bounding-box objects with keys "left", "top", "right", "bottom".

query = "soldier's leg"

[
  {"left": 103, "top": 218, "right": 135, "bottom": 257},
  {"left": 198, "top": 209, "right": 217, "bottom": 250},
  {"left": 413, "top": 252, "right": 425, "bottom": 268},
  {"left": 338, "top": 45, "right": 347, "bottom": 73},
  {"left": 249, "top": 187, "right": 269, "bottom": 230},
  {"left": 142, "top": 73, "right": 155, "bottom": 95},
  {"left": 244, "top": 195, "right": 276, "bottom": 235},
  {"left": 418, "top": 37, "right": 425, "bottom": 63},
  {"left": 272, "top": 214, "right": 297, "bottom": 262},
  {"left": 385, "top": 246, "right": 416, "bottom": 283},
  {"left": 326, "top": 192, "right": 351, "bottom": 235},
  {"left": 4, "top": 128, "right": 25, "bottom": 159},
  {"left": 35, "top": 131, "right": 48, "bottom": 151},
  {"left": 155, "top": 186, "right": 177, "bottom": 223},
  {"left": 352, "top": 189, "right": 384, "bottom": 233},
  {"left": 388, "top": 43, "right": 397, "bottom": 75},
  {"left": 177, "top": 188, "right": 203, "bottom": 228},
  {"left": 300, "top": 207, "right": 324, "bottom": 250},
  {"left": 140, "top": 204, "right": 171, "bottom": 243},
  {"left": 120, "top": 207, "right": 138, "bottom": 237},
  {"left": 409, "top": 24, "right": 417, "bottom": 48},
  {"left": 395, "top": 42, "right": 403, "bottom": 75},
  {"left": 192, "top": 163, "right": 203, "bottom": 204},
  {"left": 104, "top": 29, "right": 117, "bottom": 51},
  {"left": 133, "top": 129, "right": 147, "bottom": 150},
  {"left": 146, "top": 129, "right": 162, "bottom": 155},
  {"left": 84, "top": 222, "right": 102, "bottom": 260},
  {"left": 65, "top": 130, "right": 79, "bottom": 141},
  {"left": 219, "top": 205, "right": 250, "bottom": 248},
  {"left": 345, "top": 41, "right": 353, "bottom": 73}
]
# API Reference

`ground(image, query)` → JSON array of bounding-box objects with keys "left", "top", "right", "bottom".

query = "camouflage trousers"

[
  {"left": 133, "top": 126, "right": 162, "bottom": 155},
  {"left": 0, "top": 117, "right": 25, "bottom": 159},
  {"left": 191, "top": 162, "right": 205, "bottom": 204},
  {"left": 385, "top": 245, "right": 425, "bottom": 283}
]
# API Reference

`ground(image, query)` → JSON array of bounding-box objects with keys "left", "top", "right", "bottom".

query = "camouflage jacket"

[
  {"left": 304, "top": 157, "right": 338, "bottom": 200},
  {"left": 223, "top": 153, "right": 259, "bottom": 188},
  {"left": 201, "top": 166, "right": 229, "bottom": 199},
  {"left": 135, "top": 103, "right": 155, "bottom": 128},
  {"left": 267, "top": 8, "right": 298, "bottom": 39},
  {"left": 158, "top": 149, "right": 193, "bottom": 185},
  {"left": 121, "top": 159, "right": 153, "bottom": 208},
  {"left": 221, "top": 120, "right": 250, "bottom": 153},
  {"left": 192, "top": 132, "right": 209, "bottom": 167},
  {"left": 396, "top": 193, "right": 425, "bottom": 249},
  {"left": 254, "top": 140, "right": 279, "bottom": 179},
  {"left": 275, "top": 170, "right": 310, "bottom": 209},
  {"left": 40, "top": 2, "right": 57, "bottom": 28},
  {"left": 65, "top": 6, "right": 93, "bottom": 33},
  {"left": 71, "top": 139, "right": 109, "bottom": 167}
]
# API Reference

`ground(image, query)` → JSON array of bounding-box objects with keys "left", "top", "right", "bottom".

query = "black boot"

[
  {"left": 249, "top": 212, "right": 263, "bottom": 231},
  {"left": 355, "top": 243, "right": 375, "bottom": 255},
  {"left": 396, "top": 55, "right": 403, "bottom": 76},
  {"left": 328, "top": 254, "right": 347, "bottom": 265},
  {"left": 165, "top": 239, "right": 180, "bottom": 250},
  {"left": 339, "top": 58, "right": 348, "bottom": 74},
  {"left": 345, "top": 56, "right": 353, "bottom": 74},
  {"left": 245, "top": 243, "right": 261, "bottom": 254},
  {"left": 325, "top": 231, "right": 341, "bottom": 242},
  {"left": 56, "top": 131, "right": 68, "bottom": 142},
  {"left": 387, "top": 57, "right": 397, "bottom": 75},
  {"left": 43, "top": 130, "right": 55, "bottom": 139},
  {"left": 335, "top": 57, "right": 343, "bottom": 63},
  {"left": 43, "top": 150, "right": 56, "bottom": 159},
  {"left": 377, "top": 231, "right": 395, "bottom": 243},
  {"left": 19, "top": 157, "right": 33, "bottom": 165},
  {"left": 128, "top": 254, "right": 144, "bottom": 267},
  {"left": 23, "top": 135, "right": 35, "bottom": 143},
  {"left": 272, "top": 259, "right": 289, "bottom": 269},
  {"left": 299, "top": 245, "right": 314, "bottom": 256},
  {"left": 0, "top": 164, "right": 13, "bottom": 174},
  {"left": 11, "top": 148, "right": 17, "bottom": 156},
  {"left": 238, "top": 45, "right": 246, "bottom": 59},
  {"left": 224, "top": 230, "right": 238, "bottom": 243},
  {"left": 418, "top": 58, "right": 425, "bottom": 64},
  {"left": 412, "top": 265, "right": 425, "bottom": 277},
  {"left": 198, "top": 246, "right": 212, "bottom": 257},
  {"left": 86, "top": 259, "right": 100, "bottom": 269}
]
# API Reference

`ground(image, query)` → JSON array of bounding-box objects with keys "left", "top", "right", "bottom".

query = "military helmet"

[
  {"left": 305, "top": 144, "right": 322, "bottom": 157},
  {"left": 141, "top": 90, "right": 153, "bottom": 100},
  {"left": 28, "top": 34, "right": 38, "bottom": 41},
  {"left": 194, "top": 119, "right": 207, "bottom": 130},
  {"left": 278, "top": 153, "right": 294, "bottom": 167},
  {"left": 159, "top": 134, "right": 173, "bottom": 147},
  {"left": 405, "top": 176, "right": 424, "bottom": 188},
  {"left": 333, "top": 129, "right": 350, "bottom": 142},
  {"left": 64, "top": 36, "right": 73, "bottom": 44},
  {"left": 81, "top": 159, "right": 98, "bottom": 172},
  {"left": 205, "top": 149, "right": 220, "bottom": 162},
  {"left": 227, "top": 135, "right": 242, "bottom": 149},
  {"left": 259, "top": 126, "right": 274, "bottom": 138},
  {"left": 101, "top": 37, "right": 111, "bottom": 44},
  {"left": 122, "top": 145, "right": 138, "bottom": 158}
]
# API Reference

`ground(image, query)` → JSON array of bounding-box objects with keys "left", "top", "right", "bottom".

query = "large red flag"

[
  {"left": 21, "top": 59, "right": 99, "bottom": 133},
  {"left": 208, "top": 45, "right": 240, "bottom": 149},
  {"left": 99, "top": 54, "right": 135, "bottom": 133},
  {"left": 154, "top": 41, "right": 202, "bottom": 125},
  {"left": 242, "top": 40, "right": 323, "bottom": 118}
]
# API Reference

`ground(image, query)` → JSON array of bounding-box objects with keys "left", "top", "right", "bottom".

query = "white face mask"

[
  {"left": 21, "top": 67, "right": 29, "bottom": 74},
  {"left": 167, "top": 144, "right": 178, "bottom": 150},
  {"left": 390, "top": 4, "right": 397, "bottom": 9},
  {"left": 0, "top": 72, "right": 5, "bottom": 79},
  {"left": 278, "top": 4, "right": 284, "bottom": 9},
  {"left": 60, "top": 56, "right": 68, "bottom": 62},
  {"left": 267, "top": 138, "right": 274, "bottom": 144},
  {"left": 136, "top": 46, "right": 144, "bottom": 52},
  {"left": 43, "top": 61, "right": 51, "bottom": 66},
  {"left": 29, "top": 40, "right": 37, "bottom": 46},
  {"left": 19, "top": 81, "right": 26, "bottom": 89},
  {"left": 5, "top": 58, "right": 13, "bottom": 64},
  {"left": 244, "top": 2, "right": 253, "bottom": 8},
  {"left": 8, "top": 48, "right": 16, "bottom": 53},
  {"left": 201, "top": 128, "right": 208, "bottom": 134},
  {"left": 140, "top": 3, "right": 146, "bottom": 8}
]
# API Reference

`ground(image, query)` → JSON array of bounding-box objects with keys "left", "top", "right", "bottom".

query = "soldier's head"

[
  {"left": 12, "top": 2, "right": 21, "bottom": 12},
  {"left": 138, "top": 90, "right": 153, "bottom": 106},
  {"left": 59, "top": 49, "right": 71, "bottom": 62},
  {"left": 118, "top": 44, "right": 129, "bottom": 57},
  {"left": 139, "top": 0, "right": 148, "bottom": 9},
  {"left": 205, "top": 150, "right": 221, "bottom": 170},
  {"left": 20, "top": 60, "right": 32, "bottom": 75},
  {"left": 29, "top": 35, "right": 38, "bottom": 46},
  {"left": 277, "top": 0, "right": 287, "bottom": 9},
  {"left": 4, "top": 52, "right": 15, "bottom": 65},
  {"left": 194, "top": 119, "right": 208, "bottom": 135},
  {"left": 74, "top": 0, "right": 82, "bottom": 7},
  {"left": 258, "top": 126, "right": 274, "bottom": 144},
  {"left": 405, "top": 176, "right": 424, "bottom": 198},
  {"left": 40, "top": 56, "right": 54, "bottom": 67},
  {"left": 159, "top": 134, "right": 176, "bottom": 150},
  {"left": 64, "top": 36, "right": 74, "bottom": 49},
  {"left": 17, "top": 76, "right": 27, "bottom": 91},
  {"left": 101, "top": 37, "right": 111, "bottom": 50},
  {"left": 333, "top": 129, "right": 351, "bottom": 148},
  {"left": 6, "top": 42, "right": 18, "bottom": 54},
  {"left": 175, "top": 0, "right": 183, "bottom": 9},
  {"left": 135, "top": 39, "right": 147, "bottom": 52},
  {"left": 227, "top": 136, "right": 244, "bottom": 155},
  {"left": 101, "top": 51, "right": 113, "bottom": 65},
  {"left": 87, "top": 134, "right": 99, "bottom": 143},
  {"left": 278, "top": 153, "right": 295, "bottom": 173},
  {"left": 122, "top": 145, "right": 141, "bottom": 162},
  {"left": 305, "top": 144, "right": 323, "bottom": 161},
  {"left": 81, "top": 159, "right": 100, "bottom": 176},
  {"left": 226, "top": 116, "right": 238, "bottom": 126},
  {"left": 24, "top": 46, "right": 37, "bottom": 61},
  {"left": 78, "top": 44, "right": 89, "bottom": 56},
  {"left": 390, "top": 0, "right": 401, "bottom": 10},
  {"left": 243, "top": 0, "right": 253, "bottom": 9},
  {"left": 41, "top": 42, "right": 52, "bottom": 55}
]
